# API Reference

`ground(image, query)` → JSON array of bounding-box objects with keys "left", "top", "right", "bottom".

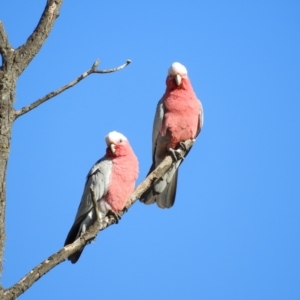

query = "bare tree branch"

[
  {"left": 0, "top": 21, "right": 15, "bottom": 73},
  {"left": 0, "top": 21, "right": 12, "bottom": 62},
  {"left": 1, "top": 139, "right": 194, "bottom": 300},
  {"left": 14, "top": 59, "right": 131, "bottom": 119},
  {"left": 13, "top": 0, "right": 64, "bottom": 76}
]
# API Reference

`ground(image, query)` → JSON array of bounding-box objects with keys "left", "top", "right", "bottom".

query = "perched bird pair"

[{"left": 64, "top": 62, "right": 204, "bottom": 263}]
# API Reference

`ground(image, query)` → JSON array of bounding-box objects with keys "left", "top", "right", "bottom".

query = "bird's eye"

[{"left": 119, "top": 139, "right": 123, "bottom": 143}]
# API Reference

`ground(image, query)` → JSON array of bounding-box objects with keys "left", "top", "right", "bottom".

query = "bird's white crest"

[
  {"left": 168, "top": 62, "right": 188, "bottom": 77},
  {"left": 105, "top": 131, "right": 127, "bottom": 145}
]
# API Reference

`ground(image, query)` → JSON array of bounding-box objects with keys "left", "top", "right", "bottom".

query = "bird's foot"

[
  {"left": 169, "top": 148, "right": 185, "bottom": 161},
  {"left": 179, "top": 141, "right": 188, "bottom": 151},
  {"left": 107, "top": 210, "right": 122, "bottom": 224}
]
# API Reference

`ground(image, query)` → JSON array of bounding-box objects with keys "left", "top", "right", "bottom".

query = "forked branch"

[
  {"left": 14, "top": 59, "right": 131, "bottom": 119},
  {"left": 13, "top": 0, "right": 64, "bottom": 76},
  {"left": 2, "top": 139, "right": 194, "bottom": 300}
]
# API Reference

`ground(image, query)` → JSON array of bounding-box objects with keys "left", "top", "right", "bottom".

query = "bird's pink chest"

[
  {"left": 163, "top": 92, "right": 199, "bottom": 148},
  {"left": 104, "top": 158, "right": 137, "bottom": 212}
]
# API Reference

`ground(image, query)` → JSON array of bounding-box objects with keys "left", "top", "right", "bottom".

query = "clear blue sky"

[{"left": 1, "top": 1, "right": 299, "bottom": 299}]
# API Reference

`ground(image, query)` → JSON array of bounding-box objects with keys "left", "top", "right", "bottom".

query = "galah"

[
  {"left": 140, "top": 62, "right": 204, "bottom": 208},
  {"left": 64, "top": 131, "right": 139, "bottom": 263}
]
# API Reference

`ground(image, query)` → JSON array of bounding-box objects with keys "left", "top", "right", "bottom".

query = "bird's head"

[
  {"left": 105, "top": 131, "right": 129, "bottom": 157},
  {"left": 166, "top": 62, "right": 189, "bottom": 90}
]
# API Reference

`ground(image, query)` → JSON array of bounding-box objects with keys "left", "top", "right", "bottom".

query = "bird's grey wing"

[
  {"left": 152, "top": 98, "right": 165, "bottom": 158},
  {"left": 140, "top": 98, "right": 165, "bottom": 205},
  {"left": 64, "top": 157, "right": 112, "bottom": 247},
  {"left": 73, "top": 158, "right": 112, "bottom": 222},
  {"left": 196, "top": 99, "right": 204, "bottom": 137}
]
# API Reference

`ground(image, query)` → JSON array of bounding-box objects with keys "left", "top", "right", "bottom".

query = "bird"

[
  {"left": 140, "top": 62, "right": 204, "bottom": 208},
  {"left": 64, "top": 131, "right": 139, "bottom": 263}
]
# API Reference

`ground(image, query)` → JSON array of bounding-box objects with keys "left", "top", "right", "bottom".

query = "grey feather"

[
  {"left": 156, "top": 169, "right": 178, "bottom": 208},
  {"left": 152, "top": 98, "right": 164, "bottom": 157},
  {"left": 198, "top": 99, "right": 204, "bottom": 135},
  {"left": 64, "top": 157, "right": 113, "bottom": 263},
  {"left": 140, "top": 159, "right": 180, "bottom": 208}
]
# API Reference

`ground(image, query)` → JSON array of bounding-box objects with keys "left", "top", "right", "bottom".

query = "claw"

[
  {"left": 169, "top": 148, "right": 178, "bottom": 161},
  {"left": 169, "top": 148, "right": 185, "bottom": 161},
  {"left": 107, "top": 210, "right": 122, "bottom": 224},
  {"left": 179, "top": 142, "right": 187, "bottom": 151}
]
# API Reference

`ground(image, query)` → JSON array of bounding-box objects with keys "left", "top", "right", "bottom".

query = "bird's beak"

[
  {"left": 175, "top": 74, "right": 182, "bottom": 86},
  {"left": 110, "top": 143, "right": 116, "bottom": 154}
]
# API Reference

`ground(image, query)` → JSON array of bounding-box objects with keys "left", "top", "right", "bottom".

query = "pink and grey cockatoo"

[
  {"left": 140, "top": 62, "right": 204, "bottom": 208},
  {"left": 64, "top": 131, "right": 139, "bottom": 263}
]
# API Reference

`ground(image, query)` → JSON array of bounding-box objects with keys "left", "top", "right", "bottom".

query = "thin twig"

[
  {"left": 14, "top": 59, "right": 131, "bottom": 119},
  {"left": 92, "top": 59, "right": 132, "bottom": 73},
  {"left": 2, "top": 139, "right": 194, "bottom": 300}
]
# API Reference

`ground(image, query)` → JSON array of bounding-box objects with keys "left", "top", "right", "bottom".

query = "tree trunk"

[{"left": 0, "top": 60, "right": 16, "bottom": 280}]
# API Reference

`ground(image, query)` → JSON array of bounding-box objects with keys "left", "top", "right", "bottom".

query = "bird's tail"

[
  {"left": 64, "top": 213, "right": 95, "bottom": 264},
  {"left": 140, "top": 162, "right": 179, "bottom": 208},
  {"left": 68, "top": 249, "right": 84, "bottom": 264},
  {"left": 140, "top": 162, "right": 156, "bottom": 205}
]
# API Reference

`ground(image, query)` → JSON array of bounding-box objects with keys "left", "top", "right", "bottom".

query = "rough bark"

[{"left": 0, "top": 21, "right": 17, "bottom": 284}]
